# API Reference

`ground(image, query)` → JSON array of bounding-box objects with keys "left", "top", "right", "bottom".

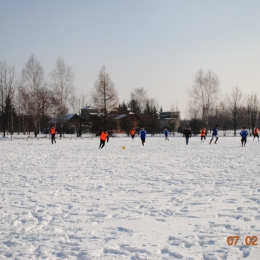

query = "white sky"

[{"left": 1, "top": 0, "right": 260, "bottom": 118}]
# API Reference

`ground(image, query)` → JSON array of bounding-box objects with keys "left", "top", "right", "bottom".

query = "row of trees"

[
  {"left": 188, "top": 70, "right": 260, "bottom": 135},
  {"left": 1, "top": 55, "right": 260, "bottom": 137},
  {"left": 0, "top": 56, "right": 163, "bottom": 136},
  {"left": 0, "top": 55, "right": 87, "bottom": 137}
]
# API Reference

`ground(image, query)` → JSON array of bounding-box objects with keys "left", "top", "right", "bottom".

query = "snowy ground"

[{"left": 0, "top": 134, "right": 260, "bottom": 260}]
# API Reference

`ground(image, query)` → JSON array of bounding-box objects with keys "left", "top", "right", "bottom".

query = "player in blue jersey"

[
  {"left": 209, "top": 125, "right": 218, "bottom": 144},
  {"left": 240, "top": 127, "right": 249, "bottom": 147}
]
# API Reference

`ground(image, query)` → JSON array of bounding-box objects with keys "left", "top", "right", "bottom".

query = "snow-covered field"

[{"left": 0, "top": 135, "right": 260, "bottom": 260}]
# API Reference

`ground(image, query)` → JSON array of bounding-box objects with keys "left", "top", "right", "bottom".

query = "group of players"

[
  {"left": 173, "top": 125, "right": 259, "bottom": 147},
  {"left": 123, "top": 125, "right": 259, "bottom": 148},
  {"left": 48, "top": 125, "right": 259, "bottom": 149}
]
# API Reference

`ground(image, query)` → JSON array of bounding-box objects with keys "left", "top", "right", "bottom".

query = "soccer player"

[
  {"left": 139, "top": 128, "right": 147, "bottom": 146},
  {"left": 240, "top": 127, "right": 248, "bottom": 147},
  {"left": 209, "top": 125, "right": 219, "bottom": 144}
]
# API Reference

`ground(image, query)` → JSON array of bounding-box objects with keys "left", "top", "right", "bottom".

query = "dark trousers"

[
  {"left": 99, "top": 140, "right": 106, "bottom": 149},
  {"left": 185, "top": 137, "right": 189, "bottom": 144},
  {"left": 241, "top": 137, "right": 247, "bottom": 146},
  {"left": 201, "top": 135, "right": 206, "bottom": 140},
  {"left": 51, "top": 134, "right": 56, "bottom": 144}
]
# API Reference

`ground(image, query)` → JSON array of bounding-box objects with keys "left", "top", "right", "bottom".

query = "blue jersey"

[
  {"left": 212, "top": 127, "right": 218, "bottom": 136},
  {"left": 164, "top": 129, "right": 169, "bottom": 137},
  {"left": 240, "top": 129, "right": 248, "bottom": 137},
  {"left": 139, "top": 129, "right": 147, "bottom": 139}
]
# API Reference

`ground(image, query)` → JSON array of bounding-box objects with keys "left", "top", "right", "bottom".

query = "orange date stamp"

[{"left": 227, "top": 236, "right": 258, "bottom": 246}]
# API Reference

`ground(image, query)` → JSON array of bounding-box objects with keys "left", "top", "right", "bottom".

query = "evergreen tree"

[
  {"left": 3, "top": 94, "right": 16, "bottom": 135},
  {"left": 151, "top": 105, "right": 159, "bottom": 135},
  {"left": 118, "top": 101, "right": 128, "bottom": 114},
  {"left": 128, "top": 99, "right": 141, "bottom": 115},
  {"left": 141, "top": 101, "right": 159, "bottom": 134},
  {"left": 119, "top": 116, "right": 131, "bottom": 135},
  {"left": 143, "top": 101, "right": 151, "bottom": 117}
]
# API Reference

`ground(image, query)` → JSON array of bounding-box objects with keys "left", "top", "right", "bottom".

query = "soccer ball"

[{"left": 122, "top": 145, "right": 126, "bottom": 150}]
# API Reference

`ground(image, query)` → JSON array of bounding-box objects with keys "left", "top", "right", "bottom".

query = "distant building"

[
  {"left": 127, "top": 112, "right": 141, "bottom": 128},
  {"left": 114, "top": 112, "right": 140, "bottom": 126},
  {"left": 81, "top": 106, "right": 100, "bottom": 120},
  {"left": 81, "top": 106, "right": 180, "bottom": 134},
  {"left": 158, "top": 111, "right": 180, "bottom": 132},
  {"left": 48, "top": 114, "right": 81, "bottom": 125},
  {"left": 48, "top": 114, "right": 84, "bottom": 134},
  {"left": 114, "top": 112, "right": 141, "bottom": 134}
]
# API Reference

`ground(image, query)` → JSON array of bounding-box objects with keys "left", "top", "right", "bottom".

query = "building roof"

[
  {"left": 48, "top": 114, "right": 78, "bottom": 124},
  {"left": 114, "top": 114, "right": 127, "bottom": 120},
  {"left": 82, "top": 106, "right": 97, "bottom": 110},
  {"left": 160, "top": 111, "right": 180, "bottom": 119}
]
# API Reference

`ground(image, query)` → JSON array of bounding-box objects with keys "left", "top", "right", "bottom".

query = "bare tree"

[
  {"left": 246, "top": 92, "right": 259, "bottom": 134},
  {"left": 217, "top": 101, "right": 230, "bottom": 136},
  {"left": 170, "top": 103, "right": 179, "bottom": 134},
  {"left": 38, "top": 82, "right": 54, "bottom": 133},
  {"left": 50, "top": 58, "right": 75, "bottom": 137},
  {"left": 20, "top": 55, "right": 45, "bottom": 137},
  {"left": 16, "top": 79, "right": 53, "bottom": 135},
  {"left": 91, "top": 66, "right": 119, "bottom": 130},
  {"left": 188, "top": 69, "right": 220, "bottom": 128},
  {"left": 0, "top": 61, "right": 16, "bottom": 137},
  {"left": 225, "top": 86, "right": 245, "bottom": 135},
  {"left": 130, "top": 87, "right": 148, "bottom": 115},
  {"left": 171, "top": 103, "right": 179, "bottom": 113},
  {"left": 16, "top": 84, "right": 29, "bottom": 134},
  {"left": 187, "top": 99, "right": 201, "bottom": 134},
  {"left": 72, "top": 92, "right": 88, "bottom": 136}
]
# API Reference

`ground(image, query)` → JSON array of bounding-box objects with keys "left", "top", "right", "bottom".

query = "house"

[
  {"left": 126, "top": 112, "right": 140, "bottom": 128},
  {"left": 114, "top": 112, "right": 141, "bottom": 127},
  {"left": 158, "top": 111, "right": 180, "bottom": 132},
  {"left": 81, "top": 106, "right": 106, "bottom": 133},
  {"left": 114, "top": 112, "right": 141, "bottom": 133},
  {"left": 81, "top": 106, "right": 100, "bottom": 120},
  {"left": 48, "top": 114, "right": 84, "bottom": 134}
]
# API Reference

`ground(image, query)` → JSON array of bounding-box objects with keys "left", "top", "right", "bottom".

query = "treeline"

[
  {"left": 0, "top": 57, "right": 165, "bottom": 137},
  {"left": 186, "top": 70, "right": 260, "bottom": 135},
  {"left": 1, "top": 56, "right": 259, "bottom": 137},
  {"left": 0, "top": 56, "right": 77, "bottom": 137}
]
